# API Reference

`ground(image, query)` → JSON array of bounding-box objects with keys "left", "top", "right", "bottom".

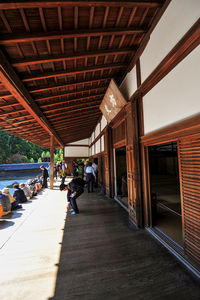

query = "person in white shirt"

[{"left": 85, "top": 162, "right": 96, "bottom": 193}]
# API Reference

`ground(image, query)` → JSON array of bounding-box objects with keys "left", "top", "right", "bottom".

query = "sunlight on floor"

[{"left": 0, "top": 184, "right": 67, "bottom": 300}]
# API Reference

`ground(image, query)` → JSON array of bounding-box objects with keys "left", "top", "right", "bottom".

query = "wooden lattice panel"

[{"left": 179, "top": 136, "right": 200, "bottom": 265}]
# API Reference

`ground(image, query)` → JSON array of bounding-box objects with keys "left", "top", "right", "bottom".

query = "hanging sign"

[{"left": 100, "top": 79, "right": 127, "bottom": 123}]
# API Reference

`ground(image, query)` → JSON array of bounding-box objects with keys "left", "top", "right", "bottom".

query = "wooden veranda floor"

[{"left": 51, "top": 190, "right": 200, "bottom": 300}]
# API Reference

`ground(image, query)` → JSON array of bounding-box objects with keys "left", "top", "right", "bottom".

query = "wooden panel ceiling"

[{"left": 0, "top": 0, "right": 167, "bottom": 147}]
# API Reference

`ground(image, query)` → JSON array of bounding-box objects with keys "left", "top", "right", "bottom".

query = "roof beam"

[
  {"left": 43, "top": 96, "right": 103, "bottom": 113},
  {"left": 52, "top": 113, "right": 100, "bottom": 126},
  {"left": 22, "top": 63, "right": 126, "bottom": 82},
  {"left": 58, "top": 128, "right": 93, "bottom": 137},
  {"left": 35, "top": 86, "right": 106, "bottom": 102},
  {"left": 55, "top": 118, "right": 98, "bottom": 130},
  {"left": 46, "top": 105, "right": 100, "bottom": 118},
  {"left": 47, "top": 109, "right": 100, "bottom": 122},
  {"left": 37, "top": 91, "right": 104, "bottom": 107},
  {"left": 29, "top": 77, "right": 111, "bottom": 94},
  {"left": 0, "top": 108, "right": 26, "bottom": 116},
  {"left": 12, "top": 48, "right": 135, "bottom": 67},
  {"left": 49, "top": 110, "right": 101, "bottom": 123},
  {"left": 0, "top": 27, "right": 146, "bottom": 45},
  {"left": 0, "top": 1, "right": 162, "bottom": 10},
  {"left": 40, "top": 96, "right": 103, "bottom": 111},
  {"left": 0, "top": 49, "right": 64, "bottom": 147}
]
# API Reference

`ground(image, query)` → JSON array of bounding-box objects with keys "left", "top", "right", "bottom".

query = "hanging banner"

[{"left": 100, "top": 79, "right": 127, "bottom": 123}]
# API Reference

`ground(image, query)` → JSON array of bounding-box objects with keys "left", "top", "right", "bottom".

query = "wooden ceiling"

[{"left": 0, "top": 1, "right": 167, "bottom": 148}]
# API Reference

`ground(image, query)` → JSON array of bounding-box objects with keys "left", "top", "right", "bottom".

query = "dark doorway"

[
  {"left": 115, "top": 146, "right": 128, "bottom": 207},
  {"left": 93, "top": 157, "right": 98, "bottom": 187},
  {"left": 148, "top": 142, "right": 183, "bottom": 247}
]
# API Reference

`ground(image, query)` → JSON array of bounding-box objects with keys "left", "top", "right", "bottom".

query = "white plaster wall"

[
  {"left": 92, "top": 144, "right": 94, "bottom": 156},
  {"left": 64, "top": 146, "right": 89, "bottom": 157},
  {"left": 141, "top": 0, "right": 200, "bottom": 82},
  {"left": 96, "top": 139, "right": 101, "bottom": 154},
  {"left": 101, "top": 115, "right": 107, "bottom": 131},
  {"left": 101, "top": 135, "right": 105, "bottom": 152},
  {"left": 91, "top": 132, "right": 94, "bottom": 142},
  {"left": 143, "top": 46, "right": 200, "bottom": 134},
  {"left": 120, "top": 66, "right": 137, "bottom": 100},
  {"left": 69, "top": 138, "right": 89, "bottom": 145},
  {"left": 95, "top": 123, "right": 100, "bottom": 138}
]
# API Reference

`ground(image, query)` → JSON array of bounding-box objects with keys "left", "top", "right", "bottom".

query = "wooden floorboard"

[{"left": 50, "top": 191, "right": 200, "bottom": 300}]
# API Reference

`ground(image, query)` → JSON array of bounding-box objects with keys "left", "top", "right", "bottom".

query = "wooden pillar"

[
  {"left": 126, "top": 101, "right": 142, "bottom": 227},
  {"left": 50, "top": 135, "right": 54, "bottom": 190},
  {"left": 108, "top": 126, "right": 114, "bottom": 198},
  {"left": 104, "top": 126, "right": 114, "bottom": 197},
  {"left": 136, "top": 59, "right": 146, "bottom": 227}
]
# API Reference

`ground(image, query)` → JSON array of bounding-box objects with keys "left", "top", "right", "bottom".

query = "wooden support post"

[{"left": 50, "top": 135, "right": 54, "bottom": 190}]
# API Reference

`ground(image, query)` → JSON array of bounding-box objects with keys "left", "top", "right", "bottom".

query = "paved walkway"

[
  {"left": 0, "top": 183, "right": 200, "bottom": 300},
  {"left": 0, "top": 182, "right": 67, "bottom": 300}
]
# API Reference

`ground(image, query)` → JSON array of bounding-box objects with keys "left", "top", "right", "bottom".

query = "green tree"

[
  {"left": 0, "top": 130, "right": 63, "bottom": 164},
  {"left": 0, "top": 130, "right": 47, "bottom": 164}
]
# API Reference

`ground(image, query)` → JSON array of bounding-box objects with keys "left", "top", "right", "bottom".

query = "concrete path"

[
  {"left": 0, "top": 184, "right": 200, "bottom": 300},
  {"left": 0, "top": 183, "right": 67, "bottom": 300}
]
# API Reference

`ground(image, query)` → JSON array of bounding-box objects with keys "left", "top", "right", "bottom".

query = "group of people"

[
  {"left": 0, "top": 183, "right": 32, "bottom": 216},
  {"left": 0, "top": 167, "right": 49, "bottom": 217},
  {"left": 60, "top": 159, "right": 98, "bottom": 216},
  {"left": 0, "top": 160, "right": 99, "bottom": 217},
  {"left": 48, "top": 161, "right": 68, "bottom": 184}
]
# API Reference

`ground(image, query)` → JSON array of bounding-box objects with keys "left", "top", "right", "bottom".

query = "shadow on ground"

[
  {"left": 0, "top": 220, "right": 15, "bottom": 229},
  {"left": 1, "top": 212, "right": 23, "bottom": 220},
  {"left": 49, "top": 191, "right": 200, "bottom": 300}
]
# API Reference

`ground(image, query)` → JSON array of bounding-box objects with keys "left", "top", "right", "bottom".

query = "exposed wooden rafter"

[
  {"left": 0, "top": 28, "right": 146, "bottom": 45},
  {"left": 0, "top": 1, "right": 162, "bottom": 10},
  {"left": 22, "top": 63, "right": 126, "bottom": 82},
  {"left": 29, "top": 77, "right": 111, "bottom": 94},
  {"left": 0, "top": 49, "right": 64, "bottom": 147},
  {"left": 12, "top": 48, "right": 135, "bottom": 67},
  {"left": 0, "top": 0, "right": 167, "bottom": 147}
]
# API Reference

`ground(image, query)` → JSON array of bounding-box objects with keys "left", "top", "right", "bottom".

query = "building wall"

[
  {"left": 69, "top": 138, "right": 89, "bottom": 145},
  {"left": 64, "top": 146, "right": 89, "bottom": 157},
  {"left": 89, "top": 115, "right": 107, "bottom": 157},
  {"left": 120, "top": 66, "right": 137, "bottom": 100},
  {"left": 64, "top": 138, "right": 89, "bottom": 158},
  {"left": 143, "top": 46, "right": 200, "bottom": 134},
  {"left": 140, "top": 0, "right": 200, "bottom": 82},
  {"left": 119, "top": 0, "right": 200, "bottom": 135},
  {"left": 95, "top": 0, "right": 200, "bottom": 269}
]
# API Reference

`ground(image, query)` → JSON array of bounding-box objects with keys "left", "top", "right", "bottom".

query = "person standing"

[
  {"left": 40, "top": 165, "right": 49, "bottom": 188},
  {"left": 72, "top": 160, "right": 79, "bottom": 177},
  {"left": 86, "top": 162, "right": 96, "bottom": 193}
]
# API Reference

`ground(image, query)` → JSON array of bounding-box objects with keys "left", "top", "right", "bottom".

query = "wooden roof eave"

[
  {"left": 0, "top": 49, "right": 64, "bottom": 147},
  {"left": 0, "top": 1, "right": 163, "bottom": 10}
]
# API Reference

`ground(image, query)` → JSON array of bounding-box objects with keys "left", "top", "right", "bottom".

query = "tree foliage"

[{"left": 0, "top": 130, "right": 63, "bottom": 164}]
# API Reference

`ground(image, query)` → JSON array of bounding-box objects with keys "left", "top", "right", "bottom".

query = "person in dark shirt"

[
  {"left": 40, "top": 165, "right": 49, "bottom": 188},
  {"left": 60, "top": 178, "right": 85, "bottom": 215},
  {"left": 13, "top": 184, "right": 27, "bottom": 203}
]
